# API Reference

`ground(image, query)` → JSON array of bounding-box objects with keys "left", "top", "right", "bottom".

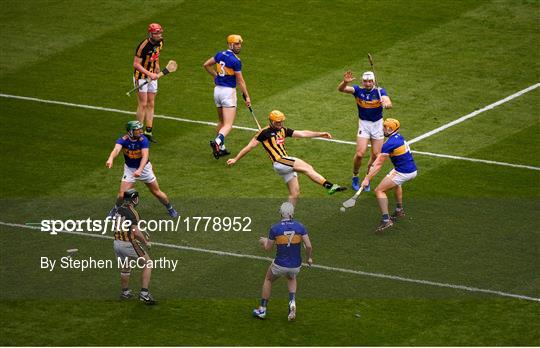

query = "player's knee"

[
  {"left": 120, "top": 269, "right": 131, "bottom": 277},
  {"left": 146, "top": 100, "right": 155, "bottom": 109},
  {"left": 374, "top": 187, "right": 386, "bottom": 197},
  {"left": 355, "top": 150, "right": 365, "bottom": 158},
  {"left": 289, "top": 187, "right": 300, "bottom": 199}
]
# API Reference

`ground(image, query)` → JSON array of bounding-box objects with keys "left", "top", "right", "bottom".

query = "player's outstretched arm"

[
  {"left": 362, "top": 154, "right": 387, "bottom": 186},
  {"left": 292, "top": 130, "right": 332, "bottom": 139},
  {"left": 337, "top": 70, "right": 356, "bottom": 94},
  {"left": 106, "top": 144, "right": 123, "bottom": 168},
  {"left": 227, "top": 138, "right": 260, "bottom": 165}
]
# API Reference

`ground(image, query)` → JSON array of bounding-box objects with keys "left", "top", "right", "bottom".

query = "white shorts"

[
  {"left": 270, "top": 261, "right": 301, "bottom": 278},
  {"left": 387, "top": 169, "right": 417, "bottom": 186},
  {"left": 113, "top": 240, "right": 145, "bottom": 261},
  {"left": 133, "top": 77, "right": 158, "bottom": 93},
  {"left": 273, "top": 157, "right": 298, "bottom": 183},
  {"left": 358, "top": 118, "right": 384, "bottom": 139},
  {"left": 122, "top": 162, "right": 156, "bottom": 184},
  {"left": 214, "top": 86, "right": 237, "bottom": 107}
]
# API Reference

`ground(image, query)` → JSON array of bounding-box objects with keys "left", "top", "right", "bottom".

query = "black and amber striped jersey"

[
  {"left": 133, "top": 38, "right": 163, "bottom": 79},
  {"left": 255, "top": 126, "right": 295, "bottom": 162},
  {"left": 114, "top": 204, "right": 140, "bottom": 241}
]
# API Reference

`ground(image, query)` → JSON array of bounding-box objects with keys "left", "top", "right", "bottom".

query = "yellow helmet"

[
  {"left": 383, "top": 118, "right": 400, "bottom": 132},
  {"left": 227, "top": 34, "right": 243, "bottom": 44},
  {"left": 269, "top": 110, "right": 286, "bottom": 122}
]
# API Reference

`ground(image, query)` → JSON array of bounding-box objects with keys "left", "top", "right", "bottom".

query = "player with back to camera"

[
  {"left": 133, "top": 23, "right": 164, "bottom": 143},
  {"left": 203, "top": 34, "right": 252, "bottom": 159},
  {"left": 253, "top": 202, "right": 312, "bottom": 321},
  {"left": 106, "top": 120, "right": 178, "bottom": 218},
  {"left": 226, "top": 110, "right": 347, "bottom": 205},
  {"left": 361, "top": 118, "right": 417, "bottom": 233},
  {"left": 338, "top": 70, "right": 392, "bottom": 192},
  {"left": 112, "top": 188, "right": 155, "bottom": 304}
]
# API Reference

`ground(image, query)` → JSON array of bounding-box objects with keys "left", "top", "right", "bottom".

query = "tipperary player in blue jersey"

[
  {"left": 253, "top": 202, "right": 312, "bottom": 321},
  {"left": 361, "top": 118, "right": 417, "bottom": 233},
  {"left": 106, "top": 121, "right": 178, "bottom": 218},
  {"left": 203, "top": 34, "right": 252, "bottom": 159},
  {"left": 338, "top": 70, "right": 392, "bottom": 192}
]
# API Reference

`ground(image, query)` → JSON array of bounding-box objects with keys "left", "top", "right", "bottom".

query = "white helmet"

[
  {"left": 280, "top": 202, "right": 294, "bottom": 220},
  {"left": 362, "top": 71, "right": 375, "bottom": 81}
]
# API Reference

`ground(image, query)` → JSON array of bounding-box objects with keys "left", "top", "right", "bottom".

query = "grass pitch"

[{"left": 1, "top": 0, "right": 539, "bottom": 346}]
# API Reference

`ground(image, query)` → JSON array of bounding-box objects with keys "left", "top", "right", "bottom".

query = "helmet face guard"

[
  {"left": 123, "top": 189, "right": 139, "bottom": 206},
  {"left": 126, "top": 121, "right": 143, "bottom": 139}
]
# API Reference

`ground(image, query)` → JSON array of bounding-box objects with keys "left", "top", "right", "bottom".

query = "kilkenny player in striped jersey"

[
  {"left": 133, "top": 23, "right": 164, "bottom": 143},
  {"left": 112, "top": 189, "right": 156, "bottom": 304},
  {"left": 227, "top": 110, "right": 346, "bottom": 205}
]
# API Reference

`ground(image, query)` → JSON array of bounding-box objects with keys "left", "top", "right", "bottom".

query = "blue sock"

[
  {"left": 215, "top": 133, "right": 225, "bottom": 146},
  {"left": 261, "top": 298, "right": 268, "bottom": 308},
  {"left": 382, "top": 214, "right": 389, "bottom": 221},
  {"left": 289, "top": 292, "right": 296, "bottom": 302}
]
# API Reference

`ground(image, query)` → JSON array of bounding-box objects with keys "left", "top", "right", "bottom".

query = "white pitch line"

[
  {"left": 408, "top": 83, "right": 540, "bottom": 144},
  {"left": 411, "top": 150, "right": 540, "bottom": 171},
  {"left": 1, "top": 221, "right": 538, "bottom": 302},
  {"left": 1, "top": 92, "right": 539, "bottom": 171}
]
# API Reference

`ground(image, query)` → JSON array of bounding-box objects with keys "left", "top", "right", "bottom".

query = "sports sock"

[
  {"left": 215, "top": 133, "right": 225, "bottom": 146},
  {"left": 322, "top": 180, "right": 333, "bottom": 189},
  {"left": 382, "top": 214, "right": 390, "bottom": 222},
  {"left": 140, "top": 288, "right": 149, "bottom": 295},
  {"left": 145, "top": 127, "right": 153, "bottom": 133},
  {"left": 396, "top": 203, "right": 403, "bottom": 210},
  {"left": 219, "top": 144, "right": 226, "bottom": 150},
  {"left": 289, "top": 292, "right": 295, "bottom": 302},
  {"left": 164, "top": 202, "right": 172, "bottom": 209},
  {"left": 260, "top": 298, "right": 268, "bottom": 308},
  {"left": 122, "top": 288, "right": 130, "bottom": 293}
]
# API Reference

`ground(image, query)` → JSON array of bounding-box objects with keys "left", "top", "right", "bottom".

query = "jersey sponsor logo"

[{"left": 276, "top": 137, "right": 285, "bottom": 145}]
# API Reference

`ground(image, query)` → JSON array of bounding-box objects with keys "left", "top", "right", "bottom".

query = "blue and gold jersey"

[
  {"left": 352, "top": 85, "right": 388, "bottom": 122},
  {"left": 381, "top": 133, "right": 417, "bottom": 174},
  {"left": 269, "top": 219, "right": 307, "bottom": 268},
  {"left": 213, "top": 50, "right": 242, "bottom": 88},
  {"left": 116, "top": 135, "right": 150, "bottom": 169}
]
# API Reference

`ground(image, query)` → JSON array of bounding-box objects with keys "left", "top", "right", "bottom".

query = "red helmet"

[{"left": 148, "top": 23, "right": 163, "bottom": 34}]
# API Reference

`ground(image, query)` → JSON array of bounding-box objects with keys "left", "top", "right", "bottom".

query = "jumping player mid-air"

[
  {"left": 338, "top": 70, "right": 392, "bottom": 192},
  {"left": 203, "top": 34, "right": 251, "bottom": 159},
  {"left": 227, "top": 110, "right": 346, "bottom": 205},
  {"left": 361, "top": 118, "right": 417, "bottom": 233}
]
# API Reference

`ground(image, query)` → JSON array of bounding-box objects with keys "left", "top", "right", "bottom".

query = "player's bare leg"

[
  {"left": 352, "top": 137, "right": 369, "bottom": 190},
  {"left": 211, "top": 107, "right": 236, "bottom": 158},
  {"left": 145, "top": 180, "right": 178, "bottom": 217},
  {"left": 108, "top": 181, "right": 135, "bottom": 217},
  {"left": 136, "top": 91, "right": 148, "bottom": 124},
  {"left": 293, "top": 158, "right": 346, "bottom": 194},
  {"left": 374, "top": 176, "right": 398, "bottom": 233},
  {"left": 286, "top": 176, "right": 300, "bottom": 206},
  {"left": 119, "top": 268, "right": 132, "bottom": 299},
  {"left": 254, "top": 265, "right": 277, "bottom": 319},
  {"left": 287, "top": 275, "right": 297, "bottom": 321},
  {"left": 144, "top": 92, "right": 157, "bottom": 142},
  {"left": 391, "top": 185, "right": 405, "bottom": 220},
  {"left": 138, "top": 252, "right": 155, "bottom": 304}
]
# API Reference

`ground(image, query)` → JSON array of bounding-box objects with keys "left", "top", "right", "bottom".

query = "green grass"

[{"left": 1, "top": 0, "right": 539, "bottom": 346}]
